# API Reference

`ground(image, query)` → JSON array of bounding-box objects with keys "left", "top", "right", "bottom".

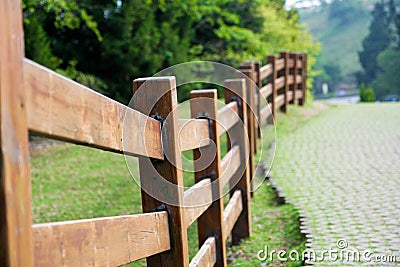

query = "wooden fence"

[
  {"left": 238, "top": 52, "right": 307, "bottom": 190},
  {"left": 0, "top": 1, "right": 307, "bottom": 266}
]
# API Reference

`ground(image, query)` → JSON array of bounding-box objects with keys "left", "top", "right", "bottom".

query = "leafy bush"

[{"left": 359, "top": 83, "right": 376, "bottom": 102}]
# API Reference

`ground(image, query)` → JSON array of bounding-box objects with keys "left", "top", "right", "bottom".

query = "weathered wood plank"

[
  {"left": 297, "top": 60, "right": 303, "bottom": 69},
  {"left": 239, "top": 68, "right": 257, "bottom": 162},
  {"left": 219, "top": 146, "right": 241, "bottom": 190},
  {"left": 287, "top": 75, "right": 294, "bottom": 85},
  {"left": 133, "top": 77, "right": 189, "bottom": 267},
  {"left": 260, "top": 83, "right": 273, "bottom": 99},
  {"left": 239, "top": 66, "right": 258, "bottom": 155},
  {"left": 217, "top": 101, "right": 239, "bottom": 135},
  {"left": 280, "top": 51, "right": 290, "bottom": 112},
  {"left": 259, "top": 105, "right": 271, "bottom": 126},
  {"left": 276, "top": 76, "right": 285, "bottom": 90},
  {"left": 190, "top": 89, "right": 227, "bottom": 267},
  {"left": 24, "top": 59, "right": 163, "bottom": 159},
  {"left": 296, "top": 90, "right": 303, "bottom": 99},
  {"left": 223, "top": 79, "right": 251, "bottom": 245},
  {"left": 288, "top": 58, "right": 295, "bottom": 68},
  {"left": 299, "top": 53, "right": 308, "bottom": 106},
  {"left": 267, "top": 55, "right": 277, "bottom": 120},
  {"left": 290, "top": 53, "right": 299, "bottom": 104},
  {"left": 259, "top": 64, "right": 273, "bottom": 80},
  {"left": 275, "top": 95, "right": 285, "bottom": 109},
  {"left": 288, "top": 91, "right": 294, "bottom": 102},
  {"left": 254, "top": 61, "right": 262, "bottom": 139},
  {"left": 276, "top": 58, "right": 285, "bottom": 72},
  {"left": 0, "top": 1, "right": 34, "bottom": 266},
  {"left": 33, "top": 212, "right": 170, "bottom": 267},
  {"left": 223, "top": 190, "right": 243, "bottom": 238},
  {"left": 179, "top": 119, "right": 210, "bottom": 151},
  {"left": 189, "top": 237, "right": 216, "bottom": 267},
  {"left": 183, "top": 179, "right": 213, "bottom": 228}
]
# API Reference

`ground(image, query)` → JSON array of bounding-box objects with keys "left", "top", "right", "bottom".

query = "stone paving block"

[{"left": 271, "top": 104, "right": 400, "bottom": 266}]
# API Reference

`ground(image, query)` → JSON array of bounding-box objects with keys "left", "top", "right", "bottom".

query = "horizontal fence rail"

[
  {"left": 0, "top": 1, "right": 308, "bottom": 266},
  {"left": 33, "top": 212, "right": 170, "bottom": 266}
]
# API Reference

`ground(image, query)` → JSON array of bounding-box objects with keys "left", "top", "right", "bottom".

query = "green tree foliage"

[
  {"left": 372, "top": 48, "right": 400, "bottom": 98},
  {"left": 358, "top": 1, "right": 391, "bottom": 85},
  {"left": 359, "top": 83, "right": 376, "bottom": 102},
  {"left": 23, "top": 0, "right": 319, "bottom": 103},
  {"left": 359, "top": 0, "right": 400, "bottom": 100}
]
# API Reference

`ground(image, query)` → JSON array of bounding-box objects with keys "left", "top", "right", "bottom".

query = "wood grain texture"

[
  {"left": 183, "top": 179, "right": 213, "bottom": 228},
  {"left": 254, "top": 61, "right": 262, "bottom": 139},
  {"left": 289, "top": 53, "right": 299, "bottom": 104},
  {"left": 280, "top": 52, "right": 290, "bottom": 113},
  {"left": 259, "top": 64, "right": 273, "bottom": 80},
  {"left": 190, "top": 89, "right": 227, "bottom": 267},
  {"left": 178, "top": 119, "right": 210, "bottom": 151},
  {"left": 267, "top": 55, "right": 277, "bottom": 121},
  {"left": 33, "top": 212, "right": 170, "bottom": 266},
  {"left": 189, "top": 237, "right": 216, "bottom": 267},
  {"left": 133, "top": 77, "right": 189, "bottom": 267},
  {"left": 260, "top": 83, "right": 273, "bottom": 99},
  {"left": 217, "top": 101, "right": 239, "bottom": 135},
  {"left": 296, "top": 90, "right": 303, "bottom": 99},
  {"left": 223, "top": 190, "right": 243, "bottom": 239},
  {"left": 275, "top": 95, "right": 285, "bottom": 109},
  {"left": 287, "top": 91, "right": 294, "bottom": 102},
  {"left": 259, "top": 105, "right": 271, "bottom": 126},
  {"left": 287, "top": 75, "right": 294, "bottom": 85},
  {"left": 239, "top": 65, "right": 258, "bottom": 155},
  {"left": 0, "top": 1, "right": 35, "bottom": 266},
  {"left": 287, "top": 58, "right": 295, "bottom": 68},
  {"left": 223, "top": 79, "right": 251, "bottom": 245},
  {"left": 299, "top": 53, "right": 308, "bottom": 106},
  {"left": 219, "top": 146, "right": 241, "bottom": 190},
  {"left": 275, "top": 58, "right": 285, "bottom": 72},
  {"left": 297, "top": 60, "right": 304, "bottom": 69},
  {"left": 238, "top": 68, "right": 257, "bottom": 160},
  {"left": 275, "top": 76, "right": 285, "bottom": 90},
  {"left": 24, "top": 59, "right": 163, "bottom": 159}
]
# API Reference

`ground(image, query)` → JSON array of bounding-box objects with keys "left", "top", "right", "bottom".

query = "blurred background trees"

[
  {"left": 299, "top": 0, "right": 400, "bottom": 100},
  {"left": 23, "top": 0, "right": 319, "bottom": 103},
  {"left": 358, "top": 0, "right": 400, "bottom": 99}
]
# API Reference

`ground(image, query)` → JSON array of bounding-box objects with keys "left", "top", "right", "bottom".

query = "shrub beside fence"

[{"left": 0, "top": 1, "right": 307, "bottom": 266}]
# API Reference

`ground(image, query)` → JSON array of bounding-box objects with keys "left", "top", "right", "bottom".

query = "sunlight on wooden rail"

[
  {"left": 33, "top": 212, "right": 170, "bottom": 266},
  {"left": 24, "top": 59, "right": 163, "bottom": 159}
]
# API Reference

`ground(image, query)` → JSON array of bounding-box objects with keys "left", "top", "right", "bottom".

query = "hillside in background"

[
  {"left": 298, "top": 0, "right": 377, "bottom": 94},
  {"left": 299, "top": 1, "right": 371, "bottom": 76},
  {"left": 299, "top": 0, "right": 400, "bottom": 96}
]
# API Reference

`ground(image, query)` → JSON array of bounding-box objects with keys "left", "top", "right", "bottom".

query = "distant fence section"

[{"left": 0, "top": 1, "right": 307, "bottom": 266}]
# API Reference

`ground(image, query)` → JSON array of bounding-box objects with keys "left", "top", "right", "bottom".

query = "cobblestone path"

[{"left": 271, "top": 103, "right": 400, "bottom": 266}]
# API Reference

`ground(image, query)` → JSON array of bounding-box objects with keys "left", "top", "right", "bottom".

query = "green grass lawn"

[{"left": 30, "top": 101, "right": 327, "bottom": 266}]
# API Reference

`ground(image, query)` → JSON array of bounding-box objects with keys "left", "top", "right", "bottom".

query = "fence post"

[
  {"left": 133, "top": 77, "right": 189, "bottom": 267},
  {"left": 190, "top": 89, "right": 227, "bottom": 267},
  {"left": 280, "top": 52, "right": 290, "bottom": 113},
  {"left": 267, "top": 55, "right": 277, "bottom": 120},
  {"left": 254, "top": 61, "right": 262, "bottom": 138},
  {"left": 237, "top": 68, "right": 255, "bottom": 194},
  {"left": 224, "top": 79, "right": 251, "bottom": 245},
  {"left": 299, "top": 53, "right": 307, "bottom": 106},
  {"left": 0, "top": 0, "right": 35, "bottom": 266},
  {"left": 239, "top": 64, "right": 258, "bottom": 155},
  {"left": 289, "top": 53, "right": 299, "bottom": 105}
]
